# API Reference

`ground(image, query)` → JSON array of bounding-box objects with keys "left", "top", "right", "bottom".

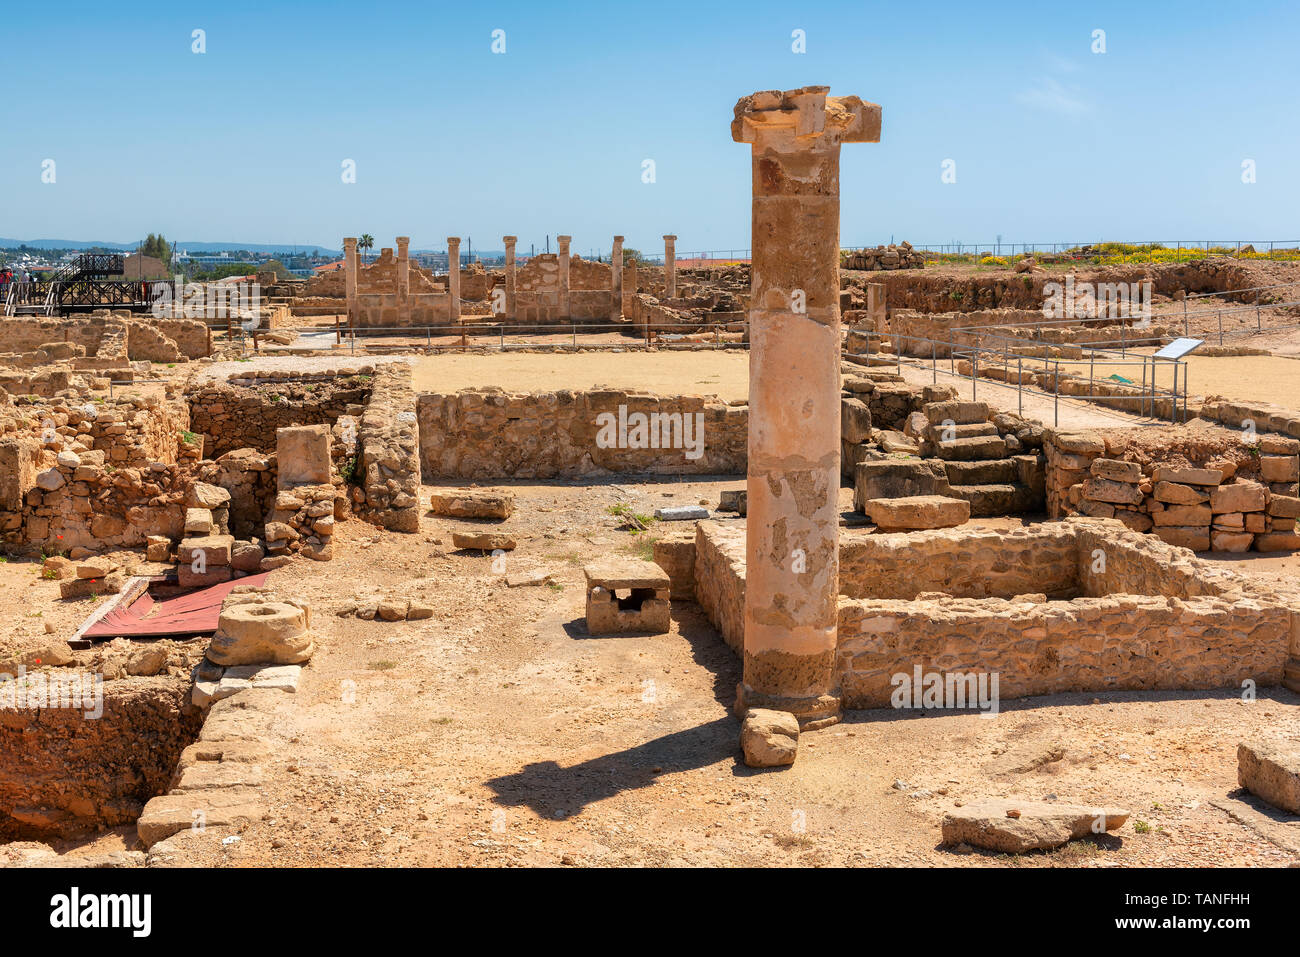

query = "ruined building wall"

[
  {"left": 417, "top": 388, "right": 748, "bottom": 479},
  {"left": 186, "top": 372, "right": 372, "bottom": 457},
  {"left": 513, "top": 255, "right": 617, "bottom": 324},
  {"left": 355, "top": 365, "right": 421, "bottom": 532}
]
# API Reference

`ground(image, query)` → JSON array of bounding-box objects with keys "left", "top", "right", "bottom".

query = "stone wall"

[
  {"left": 186, "top": 371, "right": 372, "bottom": 457},
  {"left": 1200, "top": 396, "right": 1300, "bottom": 440},
  {"left": 355, "top": 365, "right": 421, "bottom": 532},
  {"left": 691, "top": 517, "right": 1300, "bottom": 709},
  {"left": 835, "top": 592, "right": 1290, "bottom": 708},
  {"left": 417, "top": 388, "right": 748, "bottom": 479},
  {"left": 839, "top": 524, "right": 1079, "bottom": 599},
  {"left": 514, "top": 255, "right": 617, "bottom": 323},
  {"left": 1044, "top": 427, "right": 1300, "bottom": 552},
  {"left": 692, "top": 521, "right": 746, "bottom": 654},
  {"left": 0, "top": 313, "right": 209, "bottom": 365},
  {"left": 0, "top": 393, "right": 197, "bottom": 549}
]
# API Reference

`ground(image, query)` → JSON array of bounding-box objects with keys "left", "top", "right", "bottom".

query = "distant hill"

[{"left": 0, "top": 238, "right": 340, "bottom": 256}]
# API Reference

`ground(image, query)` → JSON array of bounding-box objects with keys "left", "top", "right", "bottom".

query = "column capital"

[
  {"left": 663, "top": 234, "right": 676, "bottom": 242},
  {"left": 613, "top": 235, "right": 625, "bottom": 243},
  {"left": 732, "top": 86, "right": 881, "bottom": 149},
  {"left": 446, "top": 237, "right": 461, "bottom": 246},
  {"left": 396, "top": 236, "right": 410, "bottom": 247},
  {"left": 343, "top": 237, "right": 357, "bottom": 249},
  {"left": 503, "top": 235, "right": 517, "bottom": 244},
  {"left": 556, "top": 235, "right": 572, "bottom": 245}
]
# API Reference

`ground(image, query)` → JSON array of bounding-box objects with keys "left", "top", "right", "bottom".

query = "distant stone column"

[
  {"left": 503, "top": 235, "right": 518, "bottom": 319},
  {"left": 343, "top": 237, "right": 359, "bottom": 326},
  {"left": 396, "top": 237, "right": 410, "bottom": 301},
  {"left": 447, "top": 237, "right": 461, "bottom": 323},
  {"left": 557, "top": 235, "right": 572, "bottom": 319},
  {"left": 733, "top": 86, "right": 881, "bottom": 729},
  {"left": 663, "top": 235, "right": 677, "bottom": 298},
  {"left": 610, "top": 236, "right": 624, "bottom": 321}
]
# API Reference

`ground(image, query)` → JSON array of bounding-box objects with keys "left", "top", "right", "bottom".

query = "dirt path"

[
  {"left": 36, "top": 483, "right": 1294, "bottom": 868},
  {"left": 892, "top": 359, "right": 1166, "bottom": 430}
]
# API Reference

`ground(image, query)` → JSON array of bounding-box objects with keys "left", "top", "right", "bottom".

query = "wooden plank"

[{"left": 67, "top": 575, "right": 151, "bottom": 649}]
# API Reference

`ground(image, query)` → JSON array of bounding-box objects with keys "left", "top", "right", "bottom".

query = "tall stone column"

[
  {"left": 447, "top": 237, "right": 461, "bottom": 323},
  {"left": 733, "top": 86, "right": 881, "bottom": 729},
  {"left": 503, "top": 235, "right": 518, "bottom": 319},
  {"left": 557, "top": 235, "right": 572, "bottom": 319},
  {"left": 663, "top": 235, "right": 677, "bottom": 298},
  {"left": 343, "top": 237, "right": 359, "bottom": 327},
  {"left": 396, "top": 236, "right": 410, "bottom": 301},
  {"left": 610, "top": 236, "right": 624, "bottom": 321}
]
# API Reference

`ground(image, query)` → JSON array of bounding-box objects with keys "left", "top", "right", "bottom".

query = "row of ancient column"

[{"left": 342, "top": 233, "right": 680, "bottom": 326}]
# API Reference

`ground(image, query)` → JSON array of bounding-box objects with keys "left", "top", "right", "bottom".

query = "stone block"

[
  {"left": 1260, "top": 455, "right": 1300, "bottom": 483},
  {"left": 740, "top": 709, "right": 799, "bottom": 768},
  {"left": 1089, "top": 458, "right": 1141, "bottom": 483},
  {"left": 1152, "top": 526, "right": 1210, "bottom": 551},
  {"left": 840, "top": 396, "right": 872, "bottom": 444},
  {"left": 177, "top": 534, "right": 234, "bottom": 567},
  {"left": 866, "top": 495, "right": 970, "bottom": 531},
  {"left": 1255, "top": 532, "right": 1300, "bottom": 552},
  {"left": 1152, "top": 466, "right": 1222, "bottom": 486},
  {"left": 924, "top": 400, "right": 988, "bottom": 426},
  {"left": 1237, "top": 742, "right": 1300, "bottom": 814},
  {"left": 427, "top": 489, "right": 514, "bottom": 519},
  {"left": 276, "top": 424, "right": 332, "bottom": 487},
  {"left": 941, "top": 799, "right": 1129, "bottom": 853},
  {"left": 1210, "top": 480, "right": 1267, "bottom": 514},
  {"left": 583, "top": 559, "right": 670, "bottom": 635},
  {"left": 184, "top": 508, "right": 213, "bottom": 536},
  {"left": 1153, "top": 481, "right": 1209, "bottom": 506},
  {"left": 1082, "top": 477, "right": 1144, "bottom": 506},
  {"left": 1151, "top": 504, "right": 1212, "bottom": 526},
  {"left": 451, "top": 531, "right": 517, "bottom": 551},
  {"left": 1211, "top": 531, "right": 1254, "bottom": 553}
]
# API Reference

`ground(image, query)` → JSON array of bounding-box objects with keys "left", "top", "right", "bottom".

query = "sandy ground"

[
  {"left": 1051, "top": 351, "right": 1300, "bottom": 407},
  {"left": 891, "top": 359, "right": 1163, "bottom": 429},
  {"left": 9, "top": 486, "right": 1298, "bottom": 868},
  {"left": 410, "top": 351, "right": 750, "bottom": 401}
]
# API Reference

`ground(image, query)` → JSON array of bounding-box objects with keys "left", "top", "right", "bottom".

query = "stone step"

[
  {"left": 943, "top": 457, "right": 1019, "bottom": 486},
  {"left": 933, "top": 435, "right": 1008, "bottom": 461},
  {"left": 945, "top": 482, "right": 1042, "bottom": 517},
  {"left": 928, "top": 422, "right": 998, "bottom": 441}
]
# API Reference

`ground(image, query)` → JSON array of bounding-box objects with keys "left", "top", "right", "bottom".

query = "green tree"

[
  {"left": 140, "top": 233, "right": 173, "bottom": 263},
  {"left": 359, "top": 234, "right": 375, "bottom": 263},
  {"left": 622, "top": 247, "right": 644, "bottom": 265}
]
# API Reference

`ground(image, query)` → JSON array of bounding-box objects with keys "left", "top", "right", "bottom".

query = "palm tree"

[{"left": 359, "top": 234, "right": 375, "bottom": 264}]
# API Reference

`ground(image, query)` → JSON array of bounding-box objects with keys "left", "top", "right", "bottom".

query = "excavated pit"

[{"left": 0, "top": 673, "right": 203, "bottom": 841}]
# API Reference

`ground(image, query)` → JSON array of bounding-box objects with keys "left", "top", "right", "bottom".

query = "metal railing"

[
  {"left": 229, "top": 318, "right": 747, "bottom": 355},
  {"left": 851, "top": 329, "right": 1189, "bottom": 427}
]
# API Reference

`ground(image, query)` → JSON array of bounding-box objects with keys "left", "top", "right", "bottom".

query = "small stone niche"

[{"left": 583, "top": 559, "right": 671, "bottom": 635}]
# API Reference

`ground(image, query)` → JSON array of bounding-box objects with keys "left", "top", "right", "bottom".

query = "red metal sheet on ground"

[{"left": 84, "top": 573, "right": 270, "bottom": 639}]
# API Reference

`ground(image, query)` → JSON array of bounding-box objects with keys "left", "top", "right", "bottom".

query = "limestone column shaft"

[
  {"left": 663, "top": 235, "right": 677, "bottom": 298},
  {"left": 503, "top": 236, "right": 518, "bottom": 319},
  {"left": 557, "top": 235, "right": 572, "bottom": 319},
  {"left": 733, "top": 87, "right": 881, "bottom": 729},
  {"left": 343, "top": 237, "right": 359, "bottom": 327},
  {"left": 396, "top": 236, "right": 410, "bottom": 302},
  {"left": 447, "top": 237, "right": 461, "bottom": 323},
  {"left": 611, "top": 236, "right": 624, "bottom": 320}
]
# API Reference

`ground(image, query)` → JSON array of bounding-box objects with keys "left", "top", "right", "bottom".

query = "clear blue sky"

[{"left": 2, "top": 0, "right": 1296, "bottom": 255}]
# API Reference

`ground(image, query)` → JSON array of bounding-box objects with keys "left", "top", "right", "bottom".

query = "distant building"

[{"left": 118, "top": 253, "right": 170, "bottom": 279}]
